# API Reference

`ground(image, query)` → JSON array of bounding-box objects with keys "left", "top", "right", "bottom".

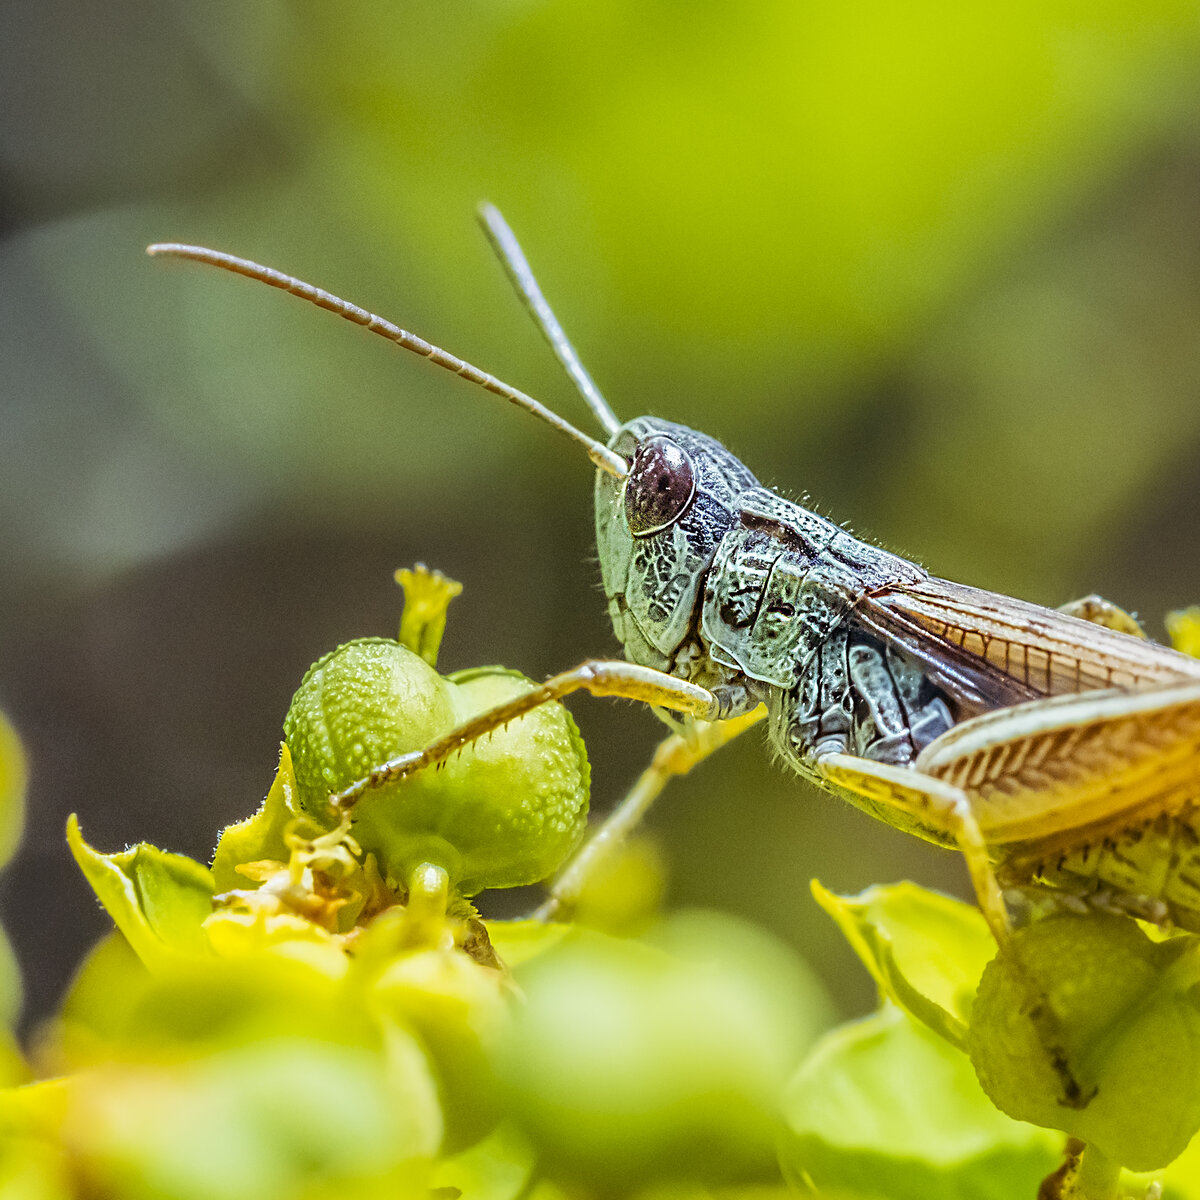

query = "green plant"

[{"left": 2, "top": 576, "right": 1200, "bottom": 1199}]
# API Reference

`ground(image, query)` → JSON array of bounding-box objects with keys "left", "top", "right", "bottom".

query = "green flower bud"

[
  {"left": 283, "top": 641, "right": 589, "bottom": 895},
  {"left": 285, "top": 639, "right": 456, "bottom": 814},
  {"left": 497, "top": 914, "right": 830, "bottom": 1188},
  {"left": 968, "top": 913, "right": 1200, "bottom": 1172}
]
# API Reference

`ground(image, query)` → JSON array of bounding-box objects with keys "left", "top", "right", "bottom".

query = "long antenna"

[
  {"left": 145, "top": 242, "right": 628, "bottom": 479},
  {"left": 477, "top": 203, "right": 622, "bottom": 437}
]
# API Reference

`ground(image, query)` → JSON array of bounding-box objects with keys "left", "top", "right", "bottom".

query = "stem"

[
  {"left": 404, "top": 862, "right": 450, "bottom": 948},
  {"left": 1073, "top": 1144, "right": 1121, "bottom": 1200}
]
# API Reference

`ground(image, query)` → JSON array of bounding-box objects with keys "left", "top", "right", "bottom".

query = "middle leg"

[{"left": 533, "top": 705, "right": 768, "bottom": 921}]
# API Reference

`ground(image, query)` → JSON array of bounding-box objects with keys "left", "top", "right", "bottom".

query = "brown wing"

[
  {"left": 914, "top": 681, "right": 1200, "bottom": 844},
  {"left": 853, "top": 576, "right": 1200, "bottom": 716}
]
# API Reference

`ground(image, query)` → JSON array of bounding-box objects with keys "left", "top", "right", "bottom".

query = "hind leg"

[{"left": 814, "top": 753, "right": 1095, "bottom": 1110}]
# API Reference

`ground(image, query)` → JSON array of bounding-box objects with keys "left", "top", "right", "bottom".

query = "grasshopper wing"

[
  {"left": 912, "top": 681, "right": 1200, "bottom": 844},
  {"left": 854, "top": 577, "right": 1200, "bottom": 715}
]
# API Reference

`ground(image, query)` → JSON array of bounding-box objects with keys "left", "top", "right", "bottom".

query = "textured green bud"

[{"left": 283, "top": 641, "right": 589, "bottom": 895}]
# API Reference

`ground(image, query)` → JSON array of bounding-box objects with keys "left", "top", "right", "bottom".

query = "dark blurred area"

[{"left": 4, "top": 0, "right": 1200, "bottom": 1027}]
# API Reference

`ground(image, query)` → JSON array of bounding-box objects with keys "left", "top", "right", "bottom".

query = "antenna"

[
  {"left": 477, "top": 203, "right": 622, "bottom": 437},
  {"left": 145, "top": 242, "right": 629, "bottom": 479}
]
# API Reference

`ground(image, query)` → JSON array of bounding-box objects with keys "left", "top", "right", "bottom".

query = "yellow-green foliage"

[{"left": 6, "top": 581, "right": 1200, "bottom": 1199}]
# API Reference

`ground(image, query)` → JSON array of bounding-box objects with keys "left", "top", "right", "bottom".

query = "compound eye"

[{"left": 624, "top": 437, "right": 696, "bottom": 537}]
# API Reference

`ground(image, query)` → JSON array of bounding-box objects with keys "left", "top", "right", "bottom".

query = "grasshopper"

[{"left": 148, "top": 210, "right": 1200, "bottom": 959}]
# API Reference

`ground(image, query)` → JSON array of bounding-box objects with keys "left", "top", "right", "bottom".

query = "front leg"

[{"left": 330, "top": 660, "right": 724, "bottom": 810}]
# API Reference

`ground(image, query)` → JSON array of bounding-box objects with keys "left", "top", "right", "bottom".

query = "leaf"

[
  {"left": 484, "top": 919, "right": 571, "bottom": 968},
  {"left": 67, "top": 815, "right": 215, "bottom": 970},
  {"left": 56, "top": 932, "right": 151, "bottom": 1059},
  {"left": 431, "top": 1123, "right": 536, "bottom": 1200},
  {"left": 779, "top": 1006, "right": 1059, "bottom": 1200},
  {"left": 0, "top": 1076, "right": 69, "bottom": 1139},
  {"left": 0, "top": 1074, "right": 73, "bottom": 1199},
  {"left": 210, "top": 743, "right": 302, "bottom": 893},
  {"left": 812, "top": 881, "right": 994, "bottom": 1049},
  {"left": 1141, "top": 1122, "right": 1200, "bottom": 1198}
]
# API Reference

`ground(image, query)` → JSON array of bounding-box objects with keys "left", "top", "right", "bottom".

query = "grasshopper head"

[
  {"left": 596, "top": 418, "right": 758, "bottom": 672},
  {"left": 146, "top": 216, "right": 754, "bottom": 684}
]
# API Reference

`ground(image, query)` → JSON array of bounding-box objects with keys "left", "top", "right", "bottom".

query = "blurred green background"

[{"left": 4, "top": 0, "right": 1200, "bottom": 1025}]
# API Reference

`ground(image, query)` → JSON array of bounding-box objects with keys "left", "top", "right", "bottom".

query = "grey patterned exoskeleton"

[{"left": 148, "top": 210, "right": 1200, "bottom": 956}]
